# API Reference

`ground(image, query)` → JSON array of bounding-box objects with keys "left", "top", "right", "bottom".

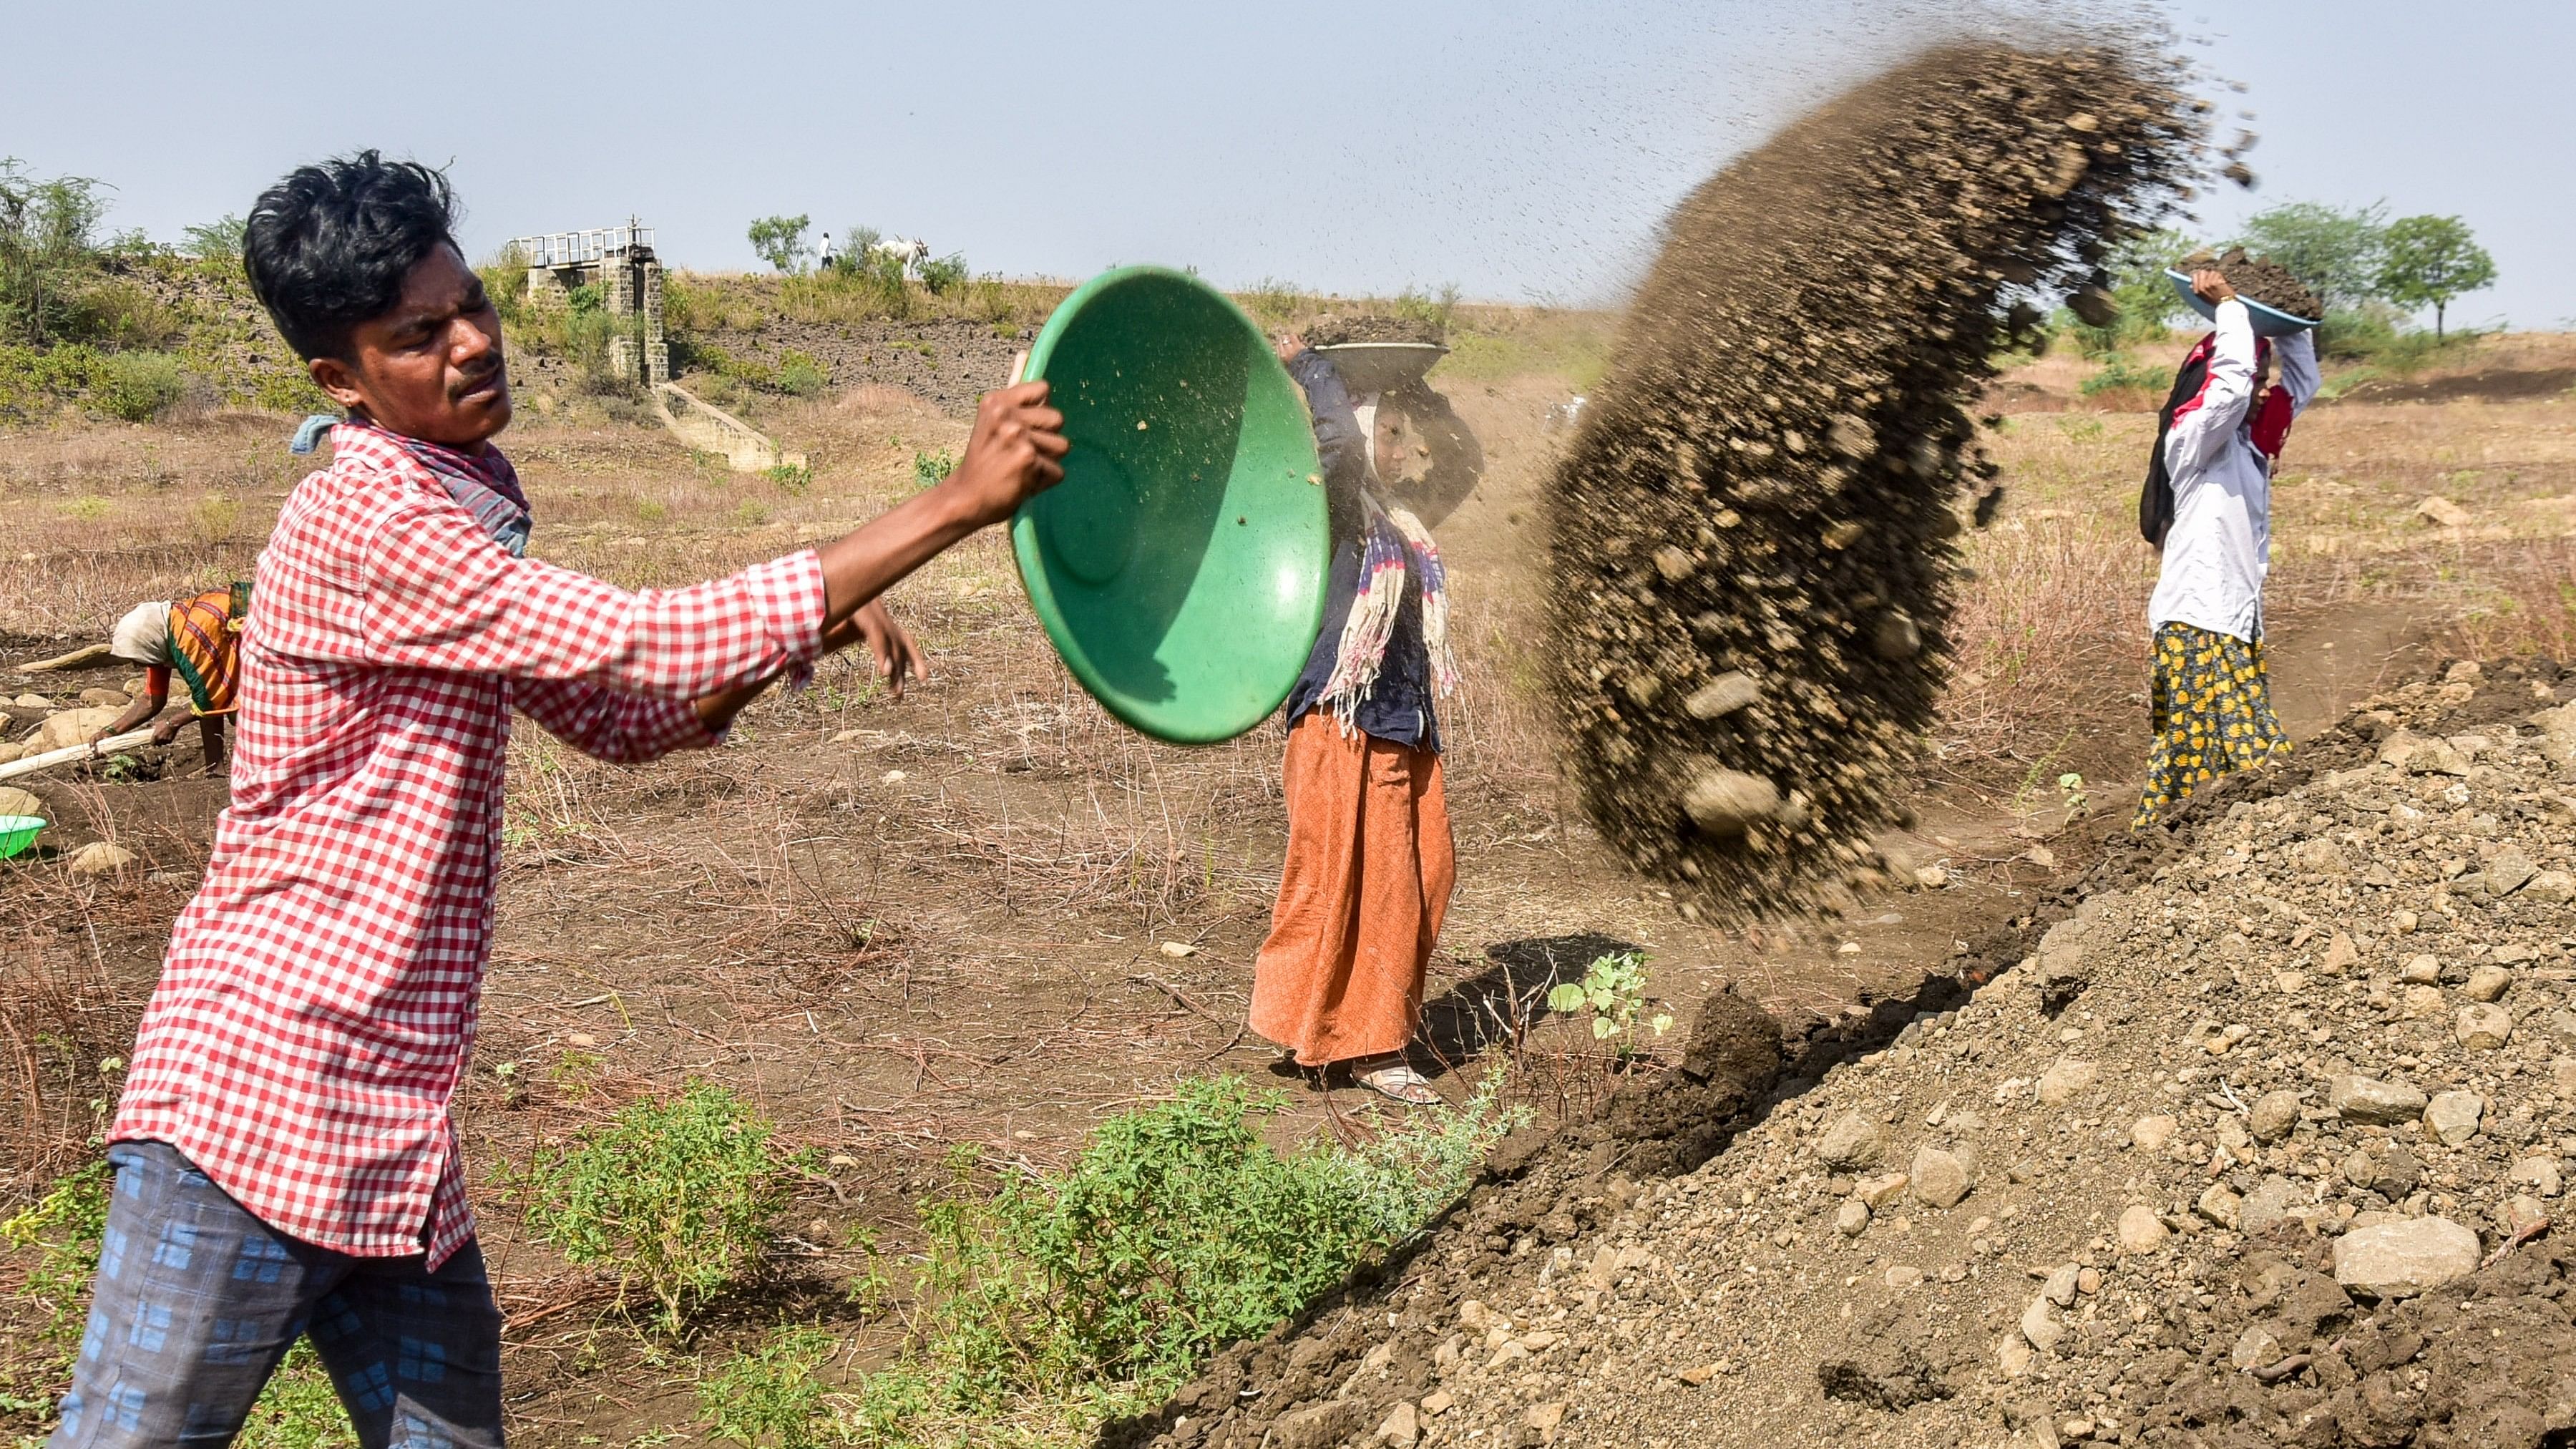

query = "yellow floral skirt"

[{"left": 2133, "top": 623, "right": 2289, "bottom": 828}]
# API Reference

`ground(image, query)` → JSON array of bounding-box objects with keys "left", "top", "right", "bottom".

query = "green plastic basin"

[
  {"left": 1013, "top": 267, "right": 1328, "bottom": 743},
  {"left": 0, "top": 815, "right": 44, "bottom": 859}
]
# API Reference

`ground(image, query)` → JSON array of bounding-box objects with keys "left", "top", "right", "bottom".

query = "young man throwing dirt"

[
  {"left": 1249, "top": 333, "right": 1458, "bottom": 1105},
  {"left": 48, "top": 152, "right": 1064, "bottom": 1449},
  {"left": 2133, "top": 268, "right": 2319, "bottom": 826}
]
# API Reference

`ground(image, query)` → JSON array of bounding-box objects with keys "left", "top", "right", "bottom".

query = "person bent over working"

[
  {"left": 93, "top": 584, "right": 251, "bottom": 766},
  {"left": 46, "top": 152, "right": 1065, "bottom": 1449},
  {"left": 1247, "top": 333, "right": 1458, "bottom": 1106},
  {"left": 2132, "top": 268, "right": 2318, "bottom": 827}
]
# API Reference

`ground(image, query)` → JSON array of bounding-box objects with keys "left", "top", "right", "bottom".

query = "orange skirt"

[{"left": 1249, "top": 713, "right": 1456, "bottom": 1068}]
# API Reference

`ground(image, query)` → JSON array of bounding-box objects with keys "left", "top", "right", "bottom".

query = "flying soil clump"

[{"left": 1546, "top": 42, "right": 2204, "bottom": 918}]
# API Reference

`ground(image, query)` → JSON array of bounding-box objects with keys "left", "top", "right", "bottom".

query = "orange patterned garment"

[
  {"left": 1250, "top": 713, "right": 1455, "bottom": 1068},
  {"left": 166, "top": 585, "right": 248, "bottom": 716}
]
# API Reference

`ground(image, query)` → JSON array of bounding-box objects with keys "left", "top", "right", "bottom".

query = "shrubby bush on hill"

[{"left": 0, "top": 157, "right": 320, "bottom": 421}]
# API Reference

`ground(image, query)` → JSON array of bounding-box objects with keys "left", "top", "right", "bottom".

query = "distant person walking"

[
  {"left": 44, "top": 151, "right": 1064, "bottom": 1449},
  {"left": 2132, "top": 268, "right": 2319, "bottom": 827},
  {"left": 1249, "top": 332, "right": 1457, "bottom": 1106},
  {"left": 89, "top": 583, "right": 251, "bottom": 766},
  {"left": 816, "top": 230, "right": 837, "bottom": 273}
]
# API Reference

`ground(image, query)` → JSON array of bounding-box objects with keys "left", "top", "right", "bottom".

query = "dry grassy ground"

[{"left": 2, "top": 323, "right": 2571, "bottom": 1443}]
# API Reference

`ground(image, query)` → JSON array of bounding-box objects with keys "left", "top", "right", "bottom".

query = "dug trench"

[{"left": 1118, "top": 657, "right": 2576, "bottom": 1449}]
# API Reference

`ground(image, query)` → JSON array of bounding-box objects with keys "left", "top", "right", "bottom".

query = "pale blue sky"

[{"left": 7, "top": 1, "right": 2567, "bottom": 326}]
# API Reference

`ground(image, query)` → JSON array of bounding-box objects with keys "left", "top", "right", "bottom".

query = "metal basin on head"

[
  {"left": 2165, "top": 270, "right": 2319, "bottom": 338},
  {"left": 1313, "top": 341, "right": 1448, "bottom": 395},
  {"left": 1012, "top": 267, "right": 1330, "bottom": 744}
]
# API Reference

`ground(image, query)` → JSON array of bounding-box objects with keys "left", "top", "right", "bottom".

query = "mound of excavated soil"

[
  {"left": 1118, "top": 658, "right": 2576, "bottom": 1449},
  {"left": 1546, "top": 43, "right": 2202, "bottom": 919},
  {"left": 1307, "top": 315, "right": 1446, "bottom": 347},
  {"left": 2180, "top": 246, "right": 2323, "bottom": 325}
]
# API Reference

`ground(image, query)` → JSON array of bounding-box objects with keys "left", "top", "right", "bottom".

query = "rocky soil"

[
  {"left": 693, "top": 316, "right": 1036, "bottom": 416},
  {"left": 1120, "top": 658, "right": 2576, "bottom": 1449},
  {"left": 2181, "top": 248, "right": 2323, "bottom": 326},
  {"left": 1545, "top": 42, "right": 2205, "bottom": 919}
]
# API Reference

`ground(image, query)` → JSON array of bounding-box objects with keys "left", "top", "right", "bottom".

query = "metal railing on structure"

[{"left": 503, "top": 225, "right": 655, "bottom": 268}]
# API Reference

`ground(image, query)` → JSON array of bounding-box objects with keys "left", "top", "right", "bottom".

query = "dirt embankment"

[
  {"left": 1545, "top": 42, "right": 2202, "bottom": 921},
  {"left": 694, "top": 316, "right": 1036, "bottom": 416},
  {"left": 1118, "top": 657, "right": 2576, "bottom": 1449}
]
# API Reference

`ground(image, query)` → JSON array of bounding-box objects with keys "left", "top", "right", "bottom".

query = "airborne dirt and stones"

[
  {"left": 1545, "top": 42, "right": 2207, "bottom": 919},
  {"left": 1123, "top": 658, "right": 2576, "bottom": 1449}
]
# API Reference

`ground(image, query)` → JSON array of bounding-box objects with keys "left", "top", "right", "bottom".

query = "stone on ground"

[
  {"left": 2332, "top": 1217, "right": 2482, "bottom": 1299},
  {"left": 68, "top": 841, "right": 136, "bottom": 875},
  {"left": 29, "top": 707, "right": 121, "bottom": 753}
]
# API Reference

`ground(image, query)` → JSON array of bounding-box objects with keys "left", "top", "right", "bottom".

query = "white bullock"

[{"left": 868, "top": 236, "right": 931, "bottom": 278}]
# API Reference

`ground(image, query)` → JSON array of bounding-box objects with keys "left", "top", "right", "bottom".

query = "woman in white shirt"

[{"left": 2134, "top": 268, "right": 2320, "bottom": 826}]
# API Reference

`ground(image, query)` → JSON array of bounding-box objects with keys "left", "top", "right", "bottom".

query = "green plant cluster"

[
  {"left": 699, "top": 1325, "right": 839, "bottom": 1449},
  {"left": 1546, "top": 950, "right": 1674, "bottom": 1055},
  {"left": 1389, "top": 283, "right": 1462, "bottom": 338},
  {"left": 2077, "top": 354, "right": 2170, "bottom": 398},
  {"left": 916, "top": 255, "right": 970, "bottom": 296},
  {"left": 0, "top": 158, "right": 326, "bottom": 421},
  {"left": 514, "top": 1081, "right": 807, "bottom": 1335},
  {"left": 778, "top": 349, "right": 826, "bottom": 397},
  {"left": 698, "top": 1073, "right": 1526, "bottom": 1446},
  {"left": 0, "top": 343, "right": 182, "bottom": 421},
  {"left": 911, "top": 449, "right": 956, "bottom": 489},
  {"left": 1, "top": 1159, "right": 109, "bottom": 1370}
]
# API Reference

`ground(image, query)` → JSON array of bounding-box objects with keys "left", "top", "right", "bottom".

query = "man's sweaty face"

[{"left": 313, "top": 244, "right": 512, "bottom": 449}]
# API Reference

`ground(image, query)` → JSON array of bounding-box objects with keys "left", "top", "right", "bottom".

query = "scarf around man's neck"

[{"left": 328, "top": 418, "right": 535, "bottom": 558}]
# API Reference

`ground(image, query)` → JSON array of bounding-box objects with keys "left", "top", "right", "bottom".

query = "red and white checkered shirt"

[{"left": 112, "top": 423, "right": 827, "bottom": 1267}]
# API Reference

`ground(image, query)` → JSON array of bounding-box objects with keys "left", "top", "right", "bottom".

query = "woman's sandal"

[{"left": 1357, "top": 1063, "right": 1443, "bottom": 1106}]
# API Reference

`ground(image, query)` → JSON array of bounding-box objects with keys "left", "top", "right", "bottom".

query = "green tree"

[
  {"left": 0, "top": 157, "right": 109, "bottom": 344},
  {"left": 746, "top": 213, "right": 811, "bottom": 275},
  {"left": 2228, "top": 201, "right": 2386, "bottom": 313},
  {"left": 2376, "top": 214, "right": 2496, "bottom": 341}
]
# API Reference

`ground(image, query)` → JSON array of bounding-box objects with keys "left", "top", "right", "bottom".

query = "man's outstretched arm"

[{"left": 346, "top": 384, "right": 1065, "bottom": 724}]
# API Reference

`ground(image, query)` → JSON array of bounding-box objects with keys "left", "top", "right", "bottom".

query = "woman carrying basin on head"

[
  {"left": 2132, "top": 266, "right": 2320, "bottom": 827},
  {"left": 1249, "top": 331, "right": 1460, "bottom": 1105}
]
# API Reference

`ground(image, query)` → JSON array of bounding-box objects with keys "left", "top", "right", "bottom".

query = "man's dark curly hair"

[{"left": 244, "top": 151, "right": 460, "bottom": 362}]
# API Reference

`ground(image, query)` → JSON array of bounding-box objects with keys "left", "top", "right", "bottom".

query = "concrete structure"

[
  {"left": 504, "top": 220, "right": 667, "bottom": 384},
  {"left": 654, "top": 383, "right": 801, "bottom": 474}
]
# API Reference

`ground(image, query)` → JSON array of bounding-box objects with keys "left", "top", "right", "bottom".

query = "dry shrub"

[
  {"left": 2428, "top": 538, "right": 2576, "bottom": 663},
  {"left": 1937, "top": 508, "right": 2154, "bottom": 772},
  {"left": 1, "top": 873, "right": 156, "bottom": 1184}
]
